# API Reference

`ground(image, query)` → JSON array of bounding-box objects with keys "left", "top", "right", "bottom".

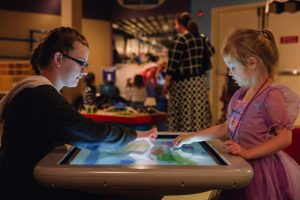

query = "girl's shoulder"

[
  {"left": 261, "top": 84, "right": 300, "bottom": 130},
  {"left": 263, "top": 84, "right": 300, "bottom": 102},
  {"left": 226, "top": 84, "right": 300, "bottom": 113}
]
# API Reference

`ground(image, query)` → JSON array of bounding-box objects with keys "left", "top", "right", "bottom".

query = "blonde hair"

[{"left": 221, "top": 28, "right": 279, "bottom": 79}]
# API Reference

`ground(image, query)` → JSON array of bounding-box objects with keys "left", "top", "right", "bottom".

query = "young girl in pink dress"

[{"left": 172, "top": 28, "right": 300, "bottom": 200}]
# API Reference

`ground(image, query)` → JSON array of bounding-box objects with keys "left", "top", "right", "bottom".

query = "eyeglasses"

[{"left": 62, "top": 54, "right": 89, "bottom": 68}]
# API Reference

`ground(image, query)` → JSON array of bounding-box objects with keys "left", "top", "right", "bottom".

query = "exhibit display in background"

[
  {"left": 83, "top": 111, "right": 168, "bottom": 131},
  {"left": 0, "top": 60, "right": 33, "bottom": 91},
  {"left": 102, "top": 67, "right": 116, "bottom": 82}
]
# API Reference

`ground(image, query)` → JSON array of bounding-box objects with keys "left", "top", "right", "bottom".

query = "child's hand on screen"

[{"left": 171, "top": 134, "right": 193, "bottom": 149}]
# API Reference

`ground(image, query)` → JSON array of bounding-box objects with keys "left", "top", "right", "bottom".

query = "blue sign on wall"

[{"left": 102, "top": 67, "right": 116, "bottom": 82}]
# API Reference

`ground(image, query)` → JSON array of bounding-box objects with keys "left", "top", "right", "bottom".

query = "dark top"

[
  {"left": 0, "top": 85, "right": 136, "bottom": 199},
  {"left": 166, "top": 32, "right": 215, "bottom": 81}
]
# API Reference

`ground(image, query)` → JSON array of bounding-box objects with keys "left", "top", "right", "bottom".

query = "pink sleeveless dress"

[{"left": 220, "top": 84, "right": 300, "bottom": 200}]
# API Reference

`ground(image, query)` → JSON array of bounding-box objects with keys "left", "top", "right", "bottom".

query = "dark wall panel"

[
  {"left": 0, "top": 0, "right": 190, "bottom": 20},
  {"left": 110, "top": 0, "right": 190, "bottom": 20},
  {"left": 82, "top": 0, "right": 112, "bottom": 20},
  {"left": 0, "top": 0, "right": 61, "bottom": 15}
]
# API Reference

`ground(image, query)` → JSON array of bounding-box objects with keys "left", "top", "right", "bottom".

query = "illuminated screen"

[{"left": 66, "top": 137, "right": 221, "bottom": 166}]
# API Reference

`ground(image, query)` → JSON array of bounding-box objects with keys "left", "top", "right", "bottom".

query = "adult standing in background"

[{"left": 164, "top": 12, "right": 215, "bottom": 132}]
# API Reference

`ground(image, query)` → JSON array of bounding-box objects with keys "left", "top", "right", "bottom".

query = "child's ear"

[{"left": 247, "top": 57, "right": 257, "bottom": 70}]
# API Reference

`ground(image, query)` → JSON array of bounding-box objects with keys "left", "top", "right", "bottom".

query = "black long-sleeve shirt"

[{"left": 0, "top": 85, "right": 136, "bottom": 199}]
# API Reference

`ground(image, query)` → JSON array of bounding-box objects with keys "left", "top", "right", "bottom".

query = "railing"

[{"left": 0, "top": 29, "right": 47, "bottom": 60}]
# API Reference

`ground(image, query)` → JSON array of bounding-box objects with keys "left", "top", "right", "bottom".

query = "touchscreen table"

[
  {"left": 34, "top": 133, "right": 253, "bottom": 195},
  {"left": 69, "top": 137, "right": 218, "bottom": 166}
]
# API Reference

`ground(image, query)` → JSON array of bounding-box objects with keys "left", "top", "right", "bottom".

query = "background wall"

[
  {"left": 190, "top": 0, "right": 263, "bottom": 38},
  {"left": 82, "top": 18, "right": 112, "bottom": 87},
  {"left": 0, "top": 9, "right": 111, "bottom": 89},
  {"left": 268, "top": 11, "right": 300, "bottom": 125},
  {"left": 0, "top": 10, "right": 60, "bottom": 59}
]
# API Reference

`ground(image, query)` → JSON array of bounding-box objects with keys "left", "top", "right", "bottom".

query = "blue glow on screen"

[{"left": 69, "top": 138, "right": 218, "bottom": 166}]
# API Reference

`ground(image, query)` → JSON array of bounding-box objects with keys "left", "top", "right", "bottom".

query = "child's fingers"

[
  {"left": 171, "top": 140, "right": 180, "bottom": 148},
  {"left": 227, "top": 145, "right": 239, "bottom": 153},
  {"left": 172, "top": 135, "right": 184, "bottom": 148},
  {"left": 230, "top": 148, "right": 240, "bottom": 154},
  {"left": 227, "top": 145, "right": 235, "bottom": 152},
  {"left": 224, "top": 140, "right": 235, "bottom": 145}
]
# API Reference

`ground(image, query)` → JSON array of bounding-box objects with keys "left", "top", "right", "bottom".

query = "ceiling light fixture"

[{"left": 117, "top": 0, "right": 166, "bottom": 10}]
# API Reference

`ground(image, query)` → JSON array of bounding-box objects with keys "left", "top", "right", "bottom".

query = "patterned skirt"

[{"left": 168, "top": 75, "right": 211, "bottom": 132}]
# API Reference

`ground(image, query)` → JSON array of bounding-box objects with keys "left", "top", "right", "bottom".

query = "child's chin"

[{"left": 237, "top": 82, "right": 247, "bottom": 87}]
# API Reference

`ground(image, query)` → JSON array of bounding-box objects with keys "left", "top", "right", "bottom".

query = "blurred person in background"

[
  {"left": 82, "top": 72, "right": 98, "bottom": 111},
  {"left": 164, "top": 12, "right": 215, "bottom": 132},
  {"left": 131, "top": 74, "right": 147, "bottom": 109}
]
